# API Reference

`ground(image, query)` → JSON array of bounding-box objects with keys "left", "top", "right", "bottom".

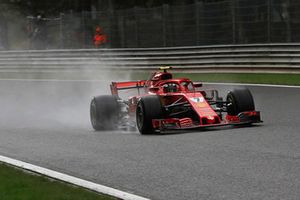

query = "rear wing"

[{"left": 110, "top": 80, "right": 146, "bottom": 97}]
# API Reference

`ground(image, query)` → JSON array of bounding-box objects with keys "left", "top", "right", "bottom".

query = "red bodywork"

[{"left": 110, "top": 70, "right": 261, "bottom": 131}]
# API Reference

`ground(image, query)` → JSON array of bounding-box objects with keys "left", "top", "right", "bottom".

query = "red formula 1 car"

[{"left": 90, "top": 67, "right": 262, "bottom": 134}]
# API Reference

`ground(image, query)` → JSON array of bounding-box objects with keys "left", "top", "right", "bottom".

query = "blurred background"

[{"left": 0, "top": 0, "right": 298, "bottom": 50}]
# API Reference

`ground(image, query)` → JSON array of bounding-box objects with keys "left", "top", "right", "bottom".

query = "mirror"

[{"left": 193, "top": 83, "right": 203, "bottom": 87}]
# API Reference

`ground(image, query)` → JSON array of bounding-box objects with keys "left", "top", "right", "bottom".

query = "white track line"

[
  {"left": 0, "top": 155, "right": 150, "bottom": 200},
  {"left": 202, "top": 82, "right": 300, "bottom": 88}
]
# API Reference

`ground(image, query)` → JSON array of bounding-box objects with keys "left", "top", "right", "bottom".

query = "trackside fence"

[
  {"left": 0, "top": 43, "right": 300, "bottom": 74},
  {"left": 21, "top": 0, "right": 300, "bottom": 49}
]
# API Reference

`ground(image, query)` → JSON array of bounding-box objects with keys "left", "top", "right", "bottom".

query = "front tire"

[
  {"left": 226, "top": 88, "right": 255, "bottom": 115},
  {"left": 136, "top": 96, "right": 163, "bottom": 135},
  {"left": 90, "top": 95, "right": 120, "bottom": 130}
]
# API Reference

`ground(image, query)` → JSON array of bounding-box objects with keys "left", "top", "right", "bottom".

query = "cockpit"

[
  {"left": 161, "top": 81, "right": 195, "bottom": 93},
  {"left": 162, "top": 83, "right": 179, "bottom": 93}
]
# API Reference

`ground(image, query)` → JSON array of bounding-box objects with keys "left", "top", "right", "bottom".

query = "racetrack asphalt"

[{"left": 0, "top": 79, "right": 299, "bottom": 200}]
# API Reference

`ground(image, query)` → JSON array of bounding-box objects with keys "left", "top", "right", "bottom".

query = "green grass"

[
  {"left": 131, "top": 72, "right": 300, "bottom": 86},
  {"left": 0, "top": 71, "right": 299, "bottom": 85},
  {"left": 0, "top": 163, "right": 117, "bottom": 200}
]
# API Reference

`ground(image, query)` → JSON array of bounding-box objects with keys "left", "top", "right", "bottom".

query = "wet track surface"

[{"left": 0, "top": 80, "right": 300, "bottom": 200}]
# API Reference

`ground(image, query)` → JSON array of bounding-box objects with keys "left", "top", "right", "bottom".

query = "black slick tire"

[
  {"left": 136, "top": 95, "right": 163, "bottom": 135},
  {"left": 226, "top": 88, "right": 255, "bottom": 115},
  {"left": 90, "top": 95, "right": 120, "bottom": 130}
]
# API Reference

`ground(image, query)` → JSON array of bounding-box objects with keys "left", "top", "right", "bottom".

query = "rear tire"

[
  {"left": 90, "top": 95, "right": 120, "bottom": 130},
  {"left": 136, "top": 96, "right": 163, "bottom": 135},
  {"left": 226, "top": 88, "right": 255, "bottom": 115}
]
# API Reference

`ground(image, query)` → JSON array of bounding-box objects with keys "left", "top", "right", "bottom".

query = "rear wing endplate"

[{"left": 110, "top": 80, "right": 146, "bottom": 96}]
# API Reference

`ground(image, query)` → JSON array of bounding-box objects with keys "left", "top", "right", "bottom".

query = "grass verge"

[
  {"left": 0, "top": 71, "right": 299, "bottom": 86},
  {"left": 0, "top": 163, "right": 117, "bottom": 200}
]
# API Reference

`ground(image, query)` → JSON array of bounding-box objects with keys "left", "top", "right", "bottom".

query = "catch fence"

[{"left": 26, "top": 0, "right": 300, "bottom": 49}]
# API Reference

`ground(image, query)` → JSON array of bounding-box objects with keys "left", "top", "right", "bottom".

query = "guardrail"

[{"left": 1, "top": 43, "right": 300, "bottom": 74}]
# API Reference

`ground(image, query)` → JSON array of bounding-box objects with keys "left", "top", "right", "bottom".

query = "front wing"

[{"left": 152, "top": 111, "right": 262, "bottom": 131}]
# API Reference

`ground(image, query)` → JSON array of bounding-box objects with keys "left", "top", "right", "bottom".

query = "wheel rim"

[
  {"left": 136, "top": 104, "right": 144, "bottom": 130},
  {"left": 226, "top": 94, "right": 235, "bottom": 115},
  {"left": 90, "top": 99, "right": 97, "bottom": 127}
]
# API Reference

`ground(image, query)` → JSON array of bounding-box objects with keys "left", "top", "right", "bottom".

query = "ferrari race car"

[{"left": 90, "top": 67, "right": 262, "bottom": 134}]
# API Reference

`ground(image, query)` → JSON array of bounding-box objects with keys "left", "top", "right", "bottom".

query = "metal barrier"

[{"left": 0, "top": 43, "right": 300, "bottom": 74}]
